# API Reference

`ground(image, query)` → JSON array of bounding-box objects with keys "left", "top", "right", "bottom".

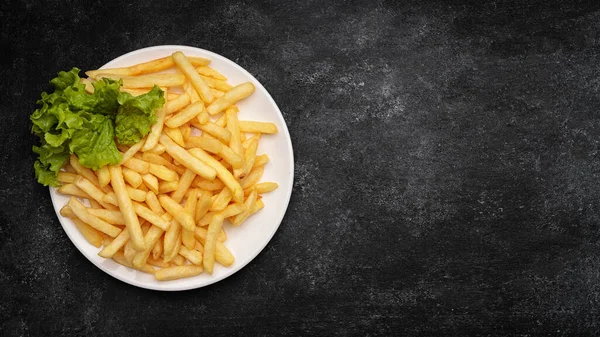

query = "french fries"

[{"left": 55, "top": 51, "right": 279, "bottom": 281}]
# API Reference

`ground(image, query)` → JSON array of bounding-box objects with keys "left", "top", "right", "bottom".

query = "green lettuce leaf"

[
  {"left": 114, "top": 86, "right": 165, "bottom": 145},
  {"left": 69, "top": 114, "right": 121, "bottom": 170}
]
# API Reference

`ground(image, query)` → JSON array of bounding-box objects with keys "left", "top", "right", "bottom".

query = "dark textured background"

[{"left": 2, "top": 0, "right": 600, "bottom": 335}]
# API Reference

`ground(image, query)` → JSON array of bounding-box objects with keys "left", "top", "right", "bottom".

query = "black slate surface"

[{"left": 2, "top": 0, "right": 600, "bottom": 336}]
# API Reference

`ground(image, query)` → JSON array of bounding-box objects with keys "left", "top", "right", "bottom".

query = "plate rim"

[{"left": 50, "top": 45, "right": 294, "bottom": 291}]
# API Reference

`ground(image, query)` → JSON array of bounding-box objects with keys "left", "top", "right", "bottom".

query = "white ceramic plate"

[{"left": 50, "top": 45, "right": 294, "bottom": 291}]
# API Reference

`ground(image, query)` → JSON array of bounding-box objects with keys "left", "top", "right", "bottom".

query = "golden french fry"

[
  {"left": 165, "top": 101, "right": 205, "bottom": 128},
  {"left": 149, "top": 163, "right": 178, "bottom": 181},
  {"left": 141, "top": 88, "right": 168, "bottom": 152},
  {"left": 68, "top": 197, "right": 121, "bottom": 237},
  {"left": 57, "top": 183, "right": 91, "bottom": 199},
  {"left": 198, "top": 203, "right": 246, "bottom": 226},
  {"left": 195, "top": 177, "right": 225, "bottom": 191},
  {"left": 163, "top": 219, "right": 181, "bottom": 262},
  {"left": 95, "top": 73, "right": 186, "bottom": 88},
  {"left": 132, "top": 202, "right": 170, "bottom": 231},
  {"left": 183, "top": 80, "right": 201, "bottom": 104},
  {"left": 226, "top": 108, "right": 245, "bottom": 178},
  {"left": 207, "top": 82, "right": 255, "bottom": 115},
  {"left": 96, "top": 166, "right": 110, "bottom": 187},
  {"left": 171, "top": 169, "right": 196, "bottom": 203},
  {"left": 253, "top": 154, "right": 269, "bottom": 168},
  {"left": 60, "top": 205, "right": 75, "bottom": 218},
  {"left": 185, "top": 136, "right": 223, "bottom": 153},
  {"left": 122, "top": 167, "right": 143, "bottom": 188},
  {"left": 145, "top": 191, "right": 164, "bottom": 215},
  {"left": 195, "top": 194, "right": 212, "bottom": 223},
  {"left": 146, "top": 143, "right": 166, "bottom": 155},
  {"left": 172, "top": 51, "right": 214, "bottom": 103},
  {"left": 142, "top": 173, "right": 159, "bottom": 194},
  {"left": 120, "top": 139, "right": 145, "bottom": 164},
  {"left": 232, "top": 190, "right": 257, "bottom": 226},
  {"left": 195, "top": 225, "right": 234, "bottom": 267},
  {"left": 197, "top": 122, "right": 231, "bottom": 143},
  {"left": 72, "top": 218, "right": 103, "bottom": 248},
  {"left": 243, "top": 136, "right": 259, "bottom": 176},
  {"left": 123, "top": 157, "right": 149, "bottom": 174},
  {"left": 158, "top": 180, "right": 178, "bottom": 194},
  {"left": 210, "top": 187, "right": 232, "bottom": 211},
  {"left": 188, "top": 148, "right": 244, "bottom": 203},
  {"left": 181, "top": 124, "right": 191, "bottom": 142},
  {"left": 109, "top": 165, "right": 145, "bottom": 251},
  {"left": 57, "top": 171, "right": 77, "bottom": 184},
  {"left": 201, "top": 75, "right": 233, "bottom": 91},
  {"left": 98, "top": 230, "right": 130, "bottom": 258},
  {"left": 159, "top": 135, "right": 217, "bottom": 180},
  {"left": 80, "top": 77, "right": 94, "bottom": 93},
  {"left": 158, "top": 195, "right": 195, "bottom": 231},
  {"left": 179, "top": 246, "right": 203, "bottom": 265},
  {"left": 73, "top": 175, "right": 118, "bottom": 210},
  {"left": 126, "top": 186, "right": 147, "bottom": 202},
  {"left": 196, "top": 66, "right": 227, "bottom": 80},
  {"left": 218, "top": 145, "right": 244, "bottom": 169},
  {"left": 182, "top": 189, "right": 198, "bottom": 249},
  {"left": 240, "top": 166, "right": 264, "bottom": 190},
  {"left": 244, "top": 182, "right": 278, "bottom": 196},
  {"left": 147, "top": 256, "right": 170, "bottom": 268},
  {"left": 163, "top": 126, "right": 185, "bottom": 147},
  {"left": 165, "top": 92, "right": 191, "bottom": 115},
  {"left": 87, "top": 208, "right": 125, "bottom": 225},
  {"left": 86, "top": 56, "right": 210, "bottom": 78},
  {"left": 155, "top": 265, "right": 203, "bottom": 281},
  {"left": 242, "top": 134, "right": 261, "bottom": 149},
  {"left": 152, "top": 235, "right": 163, "bottom": 260},
  {"left": 238, "top": 121, "right": 278, "bottom": 134}
]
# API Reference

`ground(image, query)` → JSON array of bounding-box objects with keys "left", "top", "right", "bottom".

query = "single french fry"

[
  {"left": 148, "top": 163, "right": 178, "bottom": 182},
  {"left": 182, "top": 189, "right": 198, "bottom": 249},
  {"left": 158, "top": 195, "right": 195, "bottom": 231},
  {"left": 68, "top": 197, "right": 121, "bottom": 237},
  {"left": 196, "top": 66, "right": 227, "bottom": 80},
  {"left": 159, "top": 135, "right": 217, "bottom": 180},
  {"left": 179, "top": 246, "right": 203, "bottom": 265},
  {"left": 72, "top": 218, "right": 103, "bottom": 248},
  {"left": 165, "top": 93, "right": 191, "bottom": 115},
  {"left": 109, "top": 165, "right": 144, "bottom": 251},
  {"left": 198, "top": 203, "right": 246, "bottom": 226},
  {"left": 185, "top": 136, "right": 223, "bottom": 153},
  {"left": 218, "top": 145, "right": 244, "bottom": 169},
  {"left": 210, "top": 188, "right": 232, "bottom": 211},
  {"left": 171, "top": 169, "right": 196, "bottom": 203},
  {"left": 147, "top": 143, "right": 166, "bottom": 155},
  {"left": 123, "top": 157, "right": 149, "bottom": 174},
  {"left": 96, "top": 166, "right": 110, "bottom": 187},
  {"left": 226, "top": 108, "right": 245, "bottom": 178},
  {"left": 195, "top": 194, "right": 212, "bottom": 223},
  {"left": 242, "top": 134, "right": 261, "bottom": 149},
  {"left": 57, "top": 183, "right": 92, "bottom": 199},
  {"left": 244, "top": 182, "right": 278, "bottom": 195},
  {"left": 240, "top": 166, "right": 264, "bottom": 190},
  {"left": 158, "top": 180, "right": 179, "bottom": 194},
  {"left": 141, "top": 88, "right": 168, "bottom": 151},
  {"left": 243, "top": 137, "right": 259, "bottom": 176},
  {"left": 164, "top": 219, "right": 181, "bottom": 262},
  {"left": 253, "top": 154, "right": 270, "bottom": 168},
  {"left": 163, "top": 126, "right": 185, "bottom": 147},
  {"left": 145, "top": 191, "right": 164, "bottom": 215},
  {"left": 87, "top": 208, "right": 125, "bottom": 225},
  {"left": 166, "top": 101, "right": 205, "bottom": 128},
  {"left": 232, "top": 190, "right": 258, "bottom": 226},
  {"left": 188, "top": 148, "right": 244, "bottom": 203},
  {"left": 202, "top": 214, "right": 223, "bottom": 274},
  {"left": 123, "top": 240, "right": 136, "bottom": 264},
  {"left": 122, "top": 168, "right": 143, "bottom": 188},
  {"left": 86, "top": 56, "right": 210, "bottom": 78},
  {"left": 207, "top": 82, "right": 255, "bottom": 115},
  {"left": 120, "top": 139, "right": 146, "bottom": 164},
  {"left": 238, "top": 121, "right": 278, "bottom": 134},
  {"left": 126, "top": 186, "right": 147, "bottom": 202},
  {"left": 57, "top": 171, "right": 77, "bottom": 184},
  {"left": 196, "top": 122, "right": 231, "bottom": 144},
  {"left": 195, "top": 177, "right": 225, "bottom": 191},
  {"left": 152, "top": 235, "right": 163, "bottom": 260},
  {"left": 73, "top": 175, "right": 117, "bottom": 210},
  {"left": 95, "top": 73, "right": 186, "bottom": 88},
  {"left": 132, "top": 202, "right": 170, "bottom": 231},
  {"left": 142, "top": 173, "right": 159, "bottom": 194},
  {"left": 155, "top": 265, "right": 203, "bottom": 281},
  {"left": 172, "top": 51, "right": 214, "bottom": 103},
  {"left": 181, "top": 124, "right": 191, "bottom": 142},
  {"left": 98, "top": 230, "right": 130, "bottom": 258},
  {"left": 201, "top": 75, "right": 233, "bottom": 91},
  {"left": 60, "top": 205, "right": 74, "bottom": 218}
]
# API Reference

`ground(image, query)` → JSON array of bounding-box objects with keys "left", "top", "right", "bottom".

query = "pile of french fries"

[{"left": 57, "top": 51, "right": 279, "bottom": 281}]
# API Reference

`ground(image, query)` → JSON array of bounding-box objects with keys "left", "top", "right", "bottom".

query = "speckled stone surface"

[{"left": 3, "top": 0, "right": 600, "bottom": 335}]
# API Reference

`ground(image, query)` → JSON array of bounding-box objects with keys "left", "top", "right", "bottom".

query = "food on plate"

[{"left": 31, "top": 51, "right": 279, "bottom": 280}]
